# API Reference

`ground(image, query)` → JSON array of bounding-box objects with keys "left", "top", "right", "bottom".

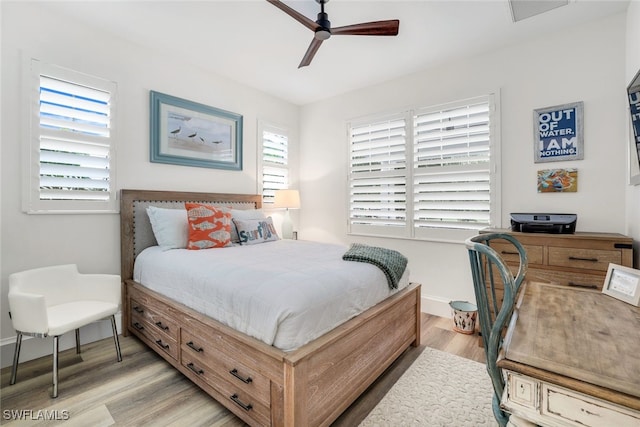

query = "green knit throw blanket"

[{"left": 342, "top": 243, "right": 408, "bottom": 289}]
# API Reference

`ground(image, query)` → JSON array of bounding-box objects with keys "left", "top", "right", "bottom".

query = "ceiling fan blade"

[
  {"left": 332, "top": 20, "right": 400, "bottom": 36},
  {"left": 298, "top": 38, "right": 324, "bottom": 68},
  {"left": 267, "top": 0, "right": 320, "bottom": 32}
]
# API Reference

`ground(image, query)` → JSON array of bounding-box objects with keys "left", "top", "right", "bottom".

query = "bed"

[{"left": 120, "top": 189, "right": 421, "bottom": 427}]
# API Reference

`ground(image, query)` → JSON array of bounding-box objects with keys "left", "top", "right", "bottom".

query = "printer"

[{"left": 510, "top": 213, "right": 577, "bottom": 234}]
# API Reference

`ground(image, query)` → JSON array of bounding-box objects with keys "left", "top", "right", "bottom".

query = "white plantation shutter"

[
  {"left": 24, "top": 59, "right": 117, "bottom": 213},
  {"left": 348, "top": 94, "right": 499, "bottom": 240},
  {"left": 413, "top": 98, "right": 491, "bottom": 231},
  {"left": 261, "top": 128, "right": 289, "bottom": 204},
  {"left": 348, "top": 115, "right": 408, "bottom": 235}
]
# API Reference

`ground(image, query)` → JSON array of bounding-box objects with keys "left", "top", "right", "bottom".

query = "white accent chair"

[{"left": 8, "top": 264, "right": 122, "bottom": 398}]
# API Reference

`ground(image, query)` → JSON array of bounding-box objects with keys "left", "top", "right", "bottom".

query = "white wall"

[
  {"left": 299, "top": 13, "right": 628, "bottom": 315},
  {"left": 626, "top": 1, "right": 640, "bottom": 268},
  {"left": 0, "top": 2, "right": 299, "bottom": 367}
]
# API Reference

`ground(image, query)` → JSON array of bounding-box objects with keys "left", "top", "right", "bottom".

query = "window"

[
  {"left": 259, "top": 123, "right": 290, "bottom": 205},
  {"left": 23, "top": 59, "right": 117, "bottom": 213},
  {"left": 348, "top": 94, "right": 500, "bottom": 241}
]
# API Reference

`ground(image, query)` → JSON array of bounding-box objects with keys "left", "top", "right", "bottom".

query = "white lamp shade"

[{"left": 273, "top": 189, "right": 300, "bottom": 209}]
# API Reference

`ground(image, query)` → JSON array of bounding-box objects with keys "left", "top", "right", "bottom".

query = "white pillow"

[
  {"left": 230, "top": 209, "right": 266, "bottom": 243},
  {"left": 146, "top": 206, "right": 189, "bottom": 250}
]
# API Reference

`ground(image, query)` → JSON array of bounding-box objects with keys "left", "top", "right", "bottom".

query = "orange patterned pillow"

[{"left": 185, "top": 203, "right": 232, "bottom": 249}]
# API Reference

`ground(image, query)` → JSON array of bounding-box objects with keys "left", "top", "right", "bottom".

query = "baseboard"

[
  {"left": 421, "top": 295, "right": 454, "bottom": 318},
  {"left": 0, "top": 313, "right": 122, "bottom": 369}
]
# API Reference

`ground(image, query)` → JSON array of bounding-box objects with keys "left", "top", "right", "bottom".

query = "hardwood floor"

[{"left": 0, "top": 314, "right": 485, "bottom": 426}]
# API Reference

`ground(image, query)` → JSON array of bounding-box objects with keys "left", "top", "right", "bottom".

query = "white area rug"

[{"left": 360, "top": 347, "right": 496, "bottom": 426}]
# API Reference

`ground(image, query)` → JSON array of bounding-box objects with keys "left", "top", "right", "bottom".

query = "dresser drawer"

[
  {"left": 181, "top": 351, "right": 271, "bottom": 426},
  {"left": 130, "top": 297, "right": 179, "bottom": 342},
  {"left": 491, "top": 242, "right": 543, "bottom": 265},
  {"left": 542, "top": 384, "right": 640, "bottom": 427},
  {"left": 548, "top": 247, "right": 621, "bottom": 272},
  {"left": 131, "top": 312, "right": 179, "bottom": 361},
  {"left": 526, "top": 267, "right": 605, "bottom": 290},
  {"left": 181, "top": 329, "right": 271, "bottom": 407}
]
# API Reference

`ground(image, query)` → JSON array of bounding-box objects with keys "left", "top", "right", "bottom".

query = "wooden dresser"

[{"left": 480, "top": 228, "right": 634, "bottom": 302}]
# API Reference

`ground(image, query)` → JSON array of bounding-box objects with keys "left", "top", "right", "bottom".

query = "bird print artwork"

[{"left": 166, "top": 111, "right": 234, "bottom": 159}]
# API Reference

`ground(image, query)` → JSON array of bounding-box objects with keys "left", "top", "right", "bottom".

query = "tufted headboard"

[{"left": 119, "top": 189, "right": 262, "bottom": 282}]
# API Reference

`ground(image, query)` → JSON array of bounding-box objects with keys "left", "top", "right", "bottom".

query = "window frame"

[
  {"left": 22, "top": 58, "right": 118, "bottom": 214},
  {"left": 347, "top": 93, "right": 501, "bottom": 242}
]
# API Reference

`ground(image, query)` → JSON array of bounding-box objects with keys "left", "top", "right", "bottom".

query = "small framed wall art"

[
  {"left": 602, "top": 263, "right": 640, "bottom": 306},
  {"left": 537, "top": 168, "right": 577, "bottom": 193},
  {"left": 150, "top": 91, "right": 243, "bottom": 170},
  {"left": 534, "top": 101, "right": 583, "bottom": 163}
]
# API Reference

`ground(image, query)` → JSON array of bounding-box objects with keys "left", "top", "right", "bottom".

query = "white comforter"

[{"left": 133, "top": 239, "right": 409, "bottom": 351}]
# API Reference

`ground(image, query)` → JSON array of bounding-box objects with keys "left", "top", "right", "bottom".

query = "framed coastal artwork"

[{"left": 150, "top": 91, "right": 243, "bottom": 170}]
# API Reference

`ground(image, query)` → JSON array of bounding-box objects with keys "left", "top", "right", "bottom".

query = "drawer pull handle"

[
  {"left": 155, "top": 339, "right": 170, "bottom": 350},
  {"left": 230, "top": 394, "right": 253, "bottom": 412},
  {"left": 230, "top": 368, "right": 253, "bottom": 384},
  {"left": 568, "top": 282, "right": 598, "bottom": 289},
  {"left": 501, "top": 250, "right": 519, "bottom": 255},
  {"left": 133, "top": 306, "right": 144, "bottom": 314},
  {"left": 155, "top": 321, "right": 169, "bottom": 331},
  {"left": 568, "top": 256, "right": 598, "bottom": 262},
  {"left": 187, "top": 341, "right": 204, "bottom": 353},
  {"left": 581, "top": 408, "right": 600, "bottom": 417},
  {"left": 133, "top": 322, "right": 145, "bottom": 331},
  {"left": 186, "top": 362, "right": 204, "bottom": 375}
]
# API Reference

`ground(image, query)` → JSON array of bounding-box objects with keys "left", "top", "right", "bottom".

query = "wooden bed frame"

[{"left": 120, "top": 189, "right": 421, "bottom": 427}]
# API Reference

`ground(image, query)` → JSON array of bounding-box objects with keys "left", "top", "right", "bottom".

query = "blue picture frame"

[
  {"left": 533, "top": 101, "right": 584, "bottom": 163},
  {"left": 150, "top": 91, "right": 242, "bottom": 170}
]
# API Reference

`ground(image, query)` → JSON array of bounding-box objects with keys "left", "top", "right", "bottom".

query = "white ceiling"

[{"left": 41, "top": 0, "right": 629, "bottom": 105}]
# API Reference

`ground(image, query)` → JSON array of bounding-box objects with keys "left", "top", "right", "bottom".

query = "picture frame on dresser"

[
  {"left": 602, "top": 263, "right": 640, "bottom": 306},
  {"left": 150, "top": 90, "right": 243, "bottom": 171}
]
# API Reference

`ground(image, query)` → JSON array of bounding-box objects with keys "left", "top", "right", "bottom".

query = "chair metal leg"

[
  {"left": 492, "top": 393, "right": 509, "bottom": 427},
  {"left": 110, "top": 315, "right": 122, "bottom": 362},
  {"left": 52, "top": 336, "right": 59, "bottom": 398},
  {"left": 75, "top": 328, "right": 81, "bottom": 354},
  {"left": 10, "top": 332, "right": 22, "bottom": 385}
]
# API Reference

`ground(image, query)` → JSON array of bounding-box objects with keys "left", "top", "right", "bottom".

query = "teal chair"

[{"left": 465, "top": 233, "right": 528, "bottom": 427}]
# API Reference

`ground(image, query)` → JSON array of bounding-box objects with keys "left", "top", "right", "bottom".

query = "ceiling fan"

[{"left": 267, "top": 0, "right": 400, "bottom": 68}]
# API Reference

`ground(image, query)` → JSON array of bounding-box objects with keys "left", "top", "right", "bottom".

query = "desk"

[{"left": 497, "top": 281, "right": 640, "bottom": 427}]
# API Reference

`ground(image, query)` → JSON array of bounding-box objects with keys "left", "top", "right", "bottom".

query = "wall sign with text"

[{"left": 533, "top": 101, "right": 584, "bottom": 163}]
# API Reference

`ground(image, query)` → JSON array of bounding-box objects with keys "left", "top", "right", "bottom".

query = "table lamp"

[{"left": 273, "top": 189, "right": 300, "bottom": 239}]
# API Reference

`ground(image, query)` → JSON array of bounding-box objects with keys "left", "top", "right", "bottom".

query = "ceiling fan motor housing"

[{"left": 315, "top": 12, "right": 331, "bottom": 40}]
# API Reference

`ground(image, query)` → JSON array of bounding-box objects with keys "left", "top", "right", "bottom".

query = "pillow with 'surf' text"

[{"left": 232, "top": 217, "right": 279, "bottom": 245}]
